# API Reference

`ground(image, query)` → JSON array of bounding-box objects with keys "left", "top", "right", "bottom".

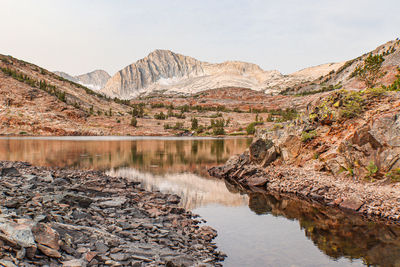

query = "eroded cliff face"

[{"left": 101, "top": 50, "right": 342, "bottom": 99}]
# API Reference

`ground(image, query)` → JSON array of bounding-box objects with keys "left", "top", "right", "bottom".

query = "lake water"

[{"left": 1, "top": 137, "right": 399, "bottom": 266}]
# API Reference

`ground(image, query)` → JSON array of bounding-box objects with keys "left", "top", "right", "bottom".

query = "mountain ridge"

[{"left": 101, "top": 50, "right": 343, "bottom": 99}]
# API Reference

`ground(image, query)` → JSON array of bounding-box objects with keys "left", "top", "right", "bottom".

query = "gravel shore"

[
  {"left": 0, "top": 161, "right": 224, "bottom": 266},
  {"left": 209, "top": 152, "right": 400, "bottom": 223}
]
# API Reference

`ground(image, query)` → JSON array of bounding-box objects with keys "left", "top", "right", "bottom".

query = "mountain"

[
  {"left": 54, "top": 69, "right": 110, "bottom": 90},
  {"left": 101, "top": 50, "right": 343, "bottom": 99}
]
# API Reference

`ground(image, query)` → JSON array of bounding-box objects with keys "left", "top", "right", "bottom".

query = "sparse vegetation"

[
  {"left": 154, "top": 111, "right": 167, "bottom": 120},
  {"left": 130, "top": 117, "right": 138, "bottom": 127},
  {"left": 295, "top": 83, "right": 342, "bottom": 96},
  {"left": 246, "top": 122, "right": 256, "bottom": 135},
  {"left": 338, "top": 92, "right": 364, "bottom": 119},
  {"left": 351, "top": 54, "right": 386, "bottom": 88},
  {"left": 1, "top": 67, "right": 68, "bottom": 103},
  {"left": 210, "top": 119, "right": 225, "bottom": 135},
  {"left": 366, "top": 161, "right": 379, "bottom": 177},
  {"left": 267, "top": 108, "right": 298, "bottom": 122},
  {"left": 131, "top": 105, "right": 144, "bottom": 118},
  {"left": 172, "top": 122, "right": 184, "bottom": 130},
  {"left": 386, "top": 168, "right": 400, "bottom": 182},
  {"left": 385, "top": 68, "right": 400, "bottom": 91},
  {"left": 301, "top": 130, "right": 317, "bottom": 142},
  {"left": 191, "top": 117, "right": 199, "bottom": 130}
]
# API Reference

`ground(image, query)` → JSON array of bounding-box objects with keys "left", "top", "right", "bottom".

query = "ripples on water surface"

[{"left": 0, "top": 137, "right": 399, "bottom": 266}]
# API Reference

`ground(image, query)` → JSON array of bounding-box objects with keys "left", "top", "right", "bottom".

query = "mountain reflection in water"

[
  {"left": 0, "top": 137, "right": 250, "bottom": 175},
  {"left": 108, "top": 168, "right": 248, "bottom": 210},
  {"left": 247, "top": 192, "right": 400, "bottom": 267}
]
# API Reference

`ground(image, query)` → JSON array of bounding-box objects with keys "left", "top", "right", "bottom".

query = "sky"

[{"left": 1, "top": 0, "right": 399, "bottom": 76}]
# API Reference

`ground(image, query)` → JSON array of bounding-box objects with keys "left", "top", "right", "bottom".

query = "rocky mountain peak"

[{"left": 54, "top": 69, "right": 110, "bottom": 90}]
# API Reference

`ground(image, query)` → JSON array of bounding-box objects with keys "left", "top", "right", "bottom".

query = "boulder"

[
  {"left": 249, "top": 139, "right": 273, "bottom": 164},
  {"left": 0, "top": 167, "right": 20, "bottom": 177},
  {"left": 32, "top": 223, "right": 60, "bottom": 251},
  {"left": 98, "top": 197, "right": 127, "bottom": 208},
  {"left": 60, "top": 194, "right": 93, "bottom": 208},
  {"left": 0, "top": 219, "right": 36, "bottom": 248},
  {"left": 339, "top": 198, "right": 364, "bottom": 211},
  {"left": 62, "top": 259, "right": 86, "bottom": 267},
  {"left": 37, "top": 243, "right": 62, "bottom": 258},
  {"left": 280, "top": 135, "right": 302, "bottom": 162}
]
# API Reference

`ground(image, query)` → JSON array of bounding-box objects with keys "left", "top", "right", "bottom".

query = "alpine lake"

[{"left": 1, "top": 136, "right": 399, "bottom": 267}]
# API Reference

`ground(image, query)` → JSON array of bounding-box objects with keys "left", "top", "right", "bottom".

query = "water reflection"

[
  {"left": 0, "top": 138, "right": 250, "bottom": 175},
  {"left": 247, "top": 192, "right": 400, "bottom": 267},
  {"left": 108, "top": 168, "right": 248, "bottom": 210}
]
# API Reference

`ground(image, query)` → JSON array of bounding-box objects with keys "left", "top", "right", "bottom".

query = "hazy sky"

[{"left": 1, "top": 0, "right": 399, "bottom": 76}]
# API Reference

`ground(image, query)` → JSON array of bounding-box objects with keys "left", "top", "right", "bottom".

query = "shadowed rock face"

[
  {"left": 101, "top": 49, "right": 342, "bottom": 99},
  {"left": 246, "top": 192, "right": 400, "bottom": 267}
]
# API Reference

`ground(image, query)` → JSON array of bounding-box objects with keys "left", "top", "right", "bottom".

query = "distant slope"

[
  {"left": 291, "top": 62, "right": 345, "bottom": 80},
  {"left": 54, "top": 69, "right": 110, "bottom": 90},
  {"left": 101, "top": 50, "right": 343, "bottom": 99},
  {"left": 288, "top": 39, "right": 400, "bottom": 95}
]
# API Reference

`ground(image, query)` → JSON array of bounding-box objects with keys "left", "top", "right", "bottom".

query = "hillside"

[
  {"left": 0, "top": 54, "right": 136, "bottom": 135},
  {"left": 54, "top": 69, "right": 110, "bottom": 90},
  {"left": 101, "top": 50, "right": 343, "bottom": 99},
  {"left": 286, "top": 39, "right": 400, "bottom": 95}
]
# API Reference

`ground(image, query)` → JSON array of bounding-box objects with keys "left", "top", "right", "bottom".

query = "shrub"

[
  {"left": 366, "top": 161, "right": 378, "bottom": 177},
  {"left": 386, "top": 168, "right": 400, "bottom": 182},
  {"left": 191, "top": 117, "right": 198, "bottom": 130},
  {"left": 150, "top": 103, "right": 165, "bottom": 108},
  {"left": 131, "top": 105, "right": 144, "bottom": 118},
  {"left": 154, "top": 112, "right": 167, "bottom": 120},
  {"left": 173, "top": 122, "right": 184, "bottom": 130},
  {"left": 295, "top": 83, "right": 342, "bottom": 96},
  {"left": 272, "top": 123, "right": 283, "bottom": 130},
  {"left": 351, "top": 53, "right": 386, "bottom": 88},
  {"left": 246, "top": 122, "right": 256, "bottom": 135},
  {"left": 213, "top": 126, "right": 225, "bottom": 135},
  {"left": 130, "top": 117, "right": 137, "bottom": 127},
  {"left": 211, "top": 118, "right": 225, "bottom": 135},
  {"left": 178, "top": 104, "right": 190, "bottom": 113},
  {"left": 386, "top": 68, "right": 400, "bottom": 91},
  {"left": 195, "top": 125, "right": 205, "bottom": 134},
  {"left": 268, "top": 108, "right": 298, "bottom": 122},
  {"left": 301, "top": 130, "right": 317, "bottom": 142},
  {"left": 339, "top": 97, "right": 363, "bottom": 119}
]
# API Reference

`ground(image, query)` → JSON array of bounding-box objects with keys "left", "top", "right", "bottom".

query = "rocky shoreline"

[
  {"left": 0, "top": 161, "right": 224, "bottom": 266},
  {"left": 208, "top": 141, "right": 400, "bottom": 223}
]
